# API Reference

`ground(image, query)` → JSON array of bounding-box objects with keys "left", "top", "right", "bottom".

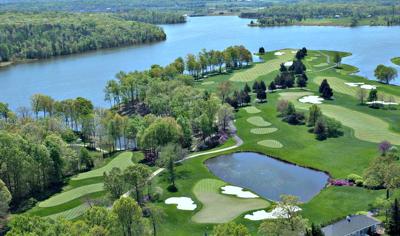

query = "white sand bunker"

[
  {"left": 274, "top": 52, "right": 285, "bottom": 56},
  {"left": 366, "top": 101, "right": 399, "bottom": 105},
  {"left": 284, "top": 61, "right": 293, "bottom": 67},
  {"left": 345, "top": 82, "right": 376, "bottom": 90},
  {"left": 221, "top": 186, "right": 259, "bottom": 198},
  {"left": 299, "top": 96, "right": 324, "bottom": 104},
  {"left": 165, "top": 197, "right": 197, "bottom": 211},
  {"left": 245, "top": 206, "right": 302, "bottom": 221}
]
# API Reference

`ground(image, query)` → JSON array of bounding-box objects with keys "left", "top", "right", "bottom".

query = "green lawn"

[
  {"left": 391, "top": 57, "right": 400, "bottom": 66},
  {"left": 191, "top": 179, "right": 269, "bottom": 223}
]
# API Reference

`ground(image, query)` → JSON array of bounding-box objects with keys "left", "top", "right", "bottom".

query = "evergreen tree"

[
  {"left": 252, "top": 81, "right": 260, "bottom": 93},
  {"left": 260, "top": 81, "right": 266, "bottom": 91},
  {"left": 368, "top": 89, "right": 378, "bottom": 102},
  {"left": 297, "top": 76, "right": 307, "bottom": 88},
  {"left": 319, "top": 79, "right": 333, "bottom": 99},
  {"left": 269, "top": 81, "right": 277, "bottom": 91},
  {"left": 259, "top": 47, "right": 265, "bottom": 54},
  {"left": 241, "top": 90, "right": 251, "bottom": 105},
  {"left": 388, "top": 198, "right": 400, "bottom": 236},
  {"left": 314, "top": 118, "right": 328, "bottom": 140},
  {"left": 308, "top": 105, "right": 322, "bottom": 127},
  {"left": 257, "top": 90, "right": 267, "bottom": 103},
  {"left": 280, "top": 63, "right": 288, "bottom": 72},
  {"left": 244, "top": 83, "right": 251, "bottom": 93}
]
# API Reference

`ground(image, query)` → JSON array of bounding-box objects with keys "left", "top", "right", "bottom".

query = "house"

[{"left": 322, "top": 215, "right": 382, "bottom": 236}]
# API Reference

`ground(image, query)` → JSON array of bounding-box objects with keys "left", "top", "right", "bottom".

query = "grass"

[
  {"left": 246, "top": 116, "right": 271, "bottom": 127},
  {"left": 39, "top": 183, "right": 104, "bottom": 207},
  {"left": 47, "top": 203, "right": 90, "bottom": 220},
  {"left": 257, "top": 140, "right": 283, "bottom": 148},
  {"left": 72, "top": 152, "right": 134, "bottom": 180},
  {"left": 243, "top": 106, "right": 261, "bottom": 114},
  {"left": 230, "top": 49, "right": 294, "bottom": 82},
  {"left": 250, "top": 127, "right": 278, "bottom": 134},
  {"left": 191, "top": 179, "right": 269, "bottom": 223},
  {"left": 391, "top": 57, "right": 400, "bottom": 66}
]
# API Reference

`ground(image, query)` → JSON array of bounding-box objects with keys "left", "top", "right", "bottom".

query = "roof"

[{"left": 322, "top": 215, "right": 381, "bottom": 236}]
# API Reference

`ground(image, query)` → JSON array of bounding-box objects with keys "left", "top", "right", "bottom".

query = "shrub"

[
  {"left": 347, "top": 174, "right": 363, "bottom": 182},
  {"left": 151, "top": 187, "right": 163, "bottom": 201},
  {"left": 330, "top": 179, "right": 353, "bottom": 186}
]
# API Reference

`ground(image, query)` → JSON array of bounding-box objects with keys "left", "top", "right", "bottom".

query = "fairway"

[
  {"left": 246, "top": 116, "right": 271, "bottom": 127},
  {"left": 257, "top": 140, "right": 283, "bottom": 148},
  {"left": 72, "top": 152, "right": 134, "bottom": 180},
  {"left": 250, "top": 127, "right": 278, "bottom": 134},
  {"left": 230, "top": 50, "right": 293, "bottom": 82},
  {"left": 47, "top": 203, "right": 90, "bottom": 220},
  {"left": 39, "top": 183, "right": 104, "bottom": 208},
  {"left": 191, "top": 179, "right": 269, "bottom": 223},
  {"left": 313, "top": 76, "right": 400, "bottom": 102}
]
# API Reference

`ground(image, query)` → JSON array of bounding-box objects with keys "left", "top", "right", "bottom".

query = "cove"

[
  {"left": 1, "top": 16, "right": 400, "bottom": 109},
  {"left": 205, "top": 152, "right": 329, "bottom": 202}
]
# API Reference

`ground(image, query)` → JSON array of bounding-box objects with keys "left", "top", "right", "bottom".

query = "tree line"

[
  {"left": 0, "top": 12, "right": 166, "bottom": 62},
  {"left": 115, "top": 10, "right": 186, "bottom": 24}
]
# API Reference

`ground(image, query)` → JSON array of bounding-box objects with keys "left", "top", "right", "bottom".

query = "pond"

[
  {"left": 205, "top": 152, "right": 329, "bottom": 202},
  {"left": 1, "top": 15, "right": 400, "bottom": 109}
]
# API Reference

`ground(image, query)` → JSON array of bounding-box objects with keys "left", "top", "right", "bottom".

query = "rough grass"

[
  {"left": 230, "top": 50, "right": 293, "bottom": 82},
  {"left": 47, "top": 203, "right": 90, "bottom": 220},
  {"left": 72, "top": 152, "right": 133, "bottom": 180},
  {"left": 191, "top": 179, "right": 269, "bottom": 223},
  {"left": 250, "top": 127, "right": 278, "bottom": 134},
  {"left": 391, "top": 57, "right": 400, "bottom": 66},
  {"left": 257, "top": 140, "right": 283, "bottom": 148},
  {"left": 243, "top": 106, "right": 261, "bottom": 114},
  {"left": 39, "top": 183, "right": 104, "bottom": 207},
  {"left": 246, "top": 116, "right": 271, "bottom": 127},
  {"left": 313, "top": 63, "right": 329, "bottom": 68}
]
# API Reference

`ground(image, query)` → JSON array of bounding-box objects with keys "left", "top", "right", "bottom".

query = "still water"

[
  {"left": 205, "top": 152, "right": 329, "bottom": 202},
  {"left": 1, "top": 16, "right": 399, "bottom": 109}
]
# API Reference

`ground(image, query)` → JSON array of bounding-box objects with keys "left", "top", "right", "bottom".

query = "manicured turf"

[
  {"left": 257, "top": 140, "right": 283, "bottom": 148},
  {"left": 246, "top": 116, "right": 271, "bottom": 127},
  {"left": 279, "top": 91, "right": 400, "bottom": 145},
  {"left": 39, "top": 183, "right": 104, "bottom": 207},
  {"left": 313, "top": 62, "right": 329, "bottom": 68},
  {"left": 47, "top": 203, "right": 90, "bottom": 220},
  {"left": 191, "top": 179, "right": 269, "bottom": 223},
  {"left": 201, "top": 81, "right": 215, "bottom": 85},
  {"left": 243, "top": 106, "right": 261, "bottom": 114},
  {"left": 72, "top": 152, "right": 134, "bottom": 180},
  {"left": 391, "top": 57, "right": 400, "bottom": 66},
  {"left": 250, "top": 127, "right": 278, "bottom": 134},
  {"left": 230, "top": 50, "right": 293, "bottom": 82}
]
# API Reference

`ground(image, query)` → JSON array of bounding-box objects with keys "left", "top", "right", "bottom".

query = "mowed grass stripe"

[
  {"left": 250, "top": 127, "right": 278, "bottom": 134},
  {"left": 39, "top": 183, "right": 104, "bottom": 208},
  {"left": 72, "top": 152, "right": 133, "bottom": 180},
  {"left": 246, "top": 116, "right": 271, "bottom": 127},
  {"left": 230, "top": 50, "right": 293, "bottom": 82},
  {"left": 191, "top": 179, "right": 269, "bottom": 223},
  {"left": 47, "top": 203, "right": 90, "bottom": 220}
]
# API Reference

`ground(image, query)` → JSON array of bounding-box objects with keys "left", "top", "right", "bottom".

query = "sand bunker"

[
  {"left": 165, "top": 197, "right": 197, "bottom": 210},
  {"left": 221, "top": 186, "right": 259, "bottom": 198},
  {"left": 366, "top": 101, "right": 399, "bottom": 105},
  {"left": 299, "top": 95, "right": 324, "bottom": 104},
  {"left": 244, "top": 206, "right": 302, "bottom": 221},
  {"left": 284, "top": 61, "right": 293, "bottom": 67},
  {"left": 274, "top": 52, "right": 285, "bottom": 56},
  {"left": 344, "top": 82, "right": 376, "bottom": 90}
]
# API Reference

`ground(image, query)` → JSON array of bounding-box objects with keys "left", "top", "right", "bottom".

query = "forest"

[
  {"left": 242, "top": 2, "right": 400, "bottom": 26},
  {"left": 0, "top": 12, "right": 167, "bottom": 62},
  {"left": 114, "top": 10, "right": 186, "bottom": 24}
]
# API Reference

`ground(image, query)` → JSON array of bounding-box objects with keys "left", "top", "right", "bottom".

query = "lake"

[
  {"left": 205, "top": 152, "right": 329, "bottom": 202},
  {"left": 1, "top": 15, "right": 400, "bottom": 109}
]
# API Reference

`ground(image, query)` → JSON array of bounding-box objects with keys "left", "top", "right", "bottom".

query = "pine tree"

[
  {"left": 388, "top": 198, "right": 400, "bottom": 236},
  {"left": 259, "top": 47, "right": 265, "bottom": 54},
  {"left": 297, "top": 76, "right": 307, "bottom": 88},
  {"left": 319, "top": 79, "right": 329, "bottom": 94},
  {"left": 241, "top": 90, "right": 251, "bottom": 104},
  {"left": 268, "top": 81, "right": 276, "bottom": 91},
  {"left": 320, "top": 79, "right": 333, "bottom": 99},
  {"left": 314, "top": 118, "right": 328, "bottom": 140},
  {"left": 252, "top": 81, "right": 260, "bottom": 93},
  {"left": 244, "top": 83, "right": 251, "bottom": 93},
  {"left": 256, "top": 90, "right": 267, "bottom": 103},
  {"left": 260, "top": 80, "right": 266, "bottom": 91}
]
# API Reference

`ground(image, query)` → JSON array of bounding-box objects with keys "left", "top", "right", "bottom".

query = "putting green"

[
  {"left": 246, "top": 116, "right": 271, "bottom": 127},
  {"left": 257, "top": 140, "right": 283, "bottom": 148},
  {"left": 250, "top": 127, "right": 278, "bottom": 134},
  {"left": 305, "top": 56, "right": 319, "bottom": 62},
  {"left": 230, "top": 50, "right": 293, "bottom": 82},
  {"left": 39, "top": 183, "right": 104, "bottom": 208},
  {"left": 47, "top": 203, "right": 90, "bottom": 220},
  {"left": 191, "top": 179, "right": 269, "bottom": 223},
  {"left": 72, "top": 152, "right": 133, "bottom": 180},
  {"left": 244, "top": 106, "right": 261, "bottom": 114}
]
